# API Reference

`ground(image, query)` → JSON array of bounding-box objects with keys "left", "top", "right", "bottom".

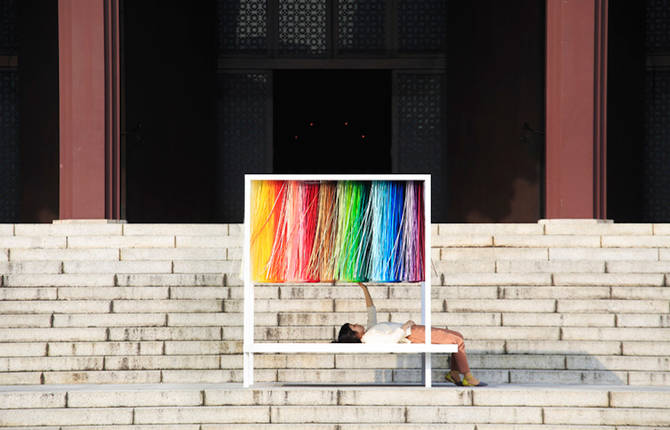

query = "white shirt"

[{"left": 360, "top": 305, "right": 412, "bottom": 344}]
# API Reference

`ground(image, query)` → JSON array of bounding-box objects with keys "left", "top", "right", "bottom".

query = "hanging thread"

[{"left": 250, "top": 179, "right": 424, "bottom": 283}]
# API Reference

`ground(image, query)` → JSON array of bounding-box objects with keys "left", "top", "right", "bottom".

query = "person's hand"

[{"left": 402, "top": 320, "right": 415, "bottom": 331}]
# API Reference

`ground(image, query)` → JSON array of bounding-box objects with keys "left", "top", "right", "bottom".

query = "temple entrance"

[{"left": 274, "top": 70, "right": 391, "bottom": 174}]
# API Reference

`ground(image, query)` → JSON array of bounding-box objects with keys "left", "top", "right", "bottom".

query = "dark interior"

[
  {"left": 274, "top": 70, "right": 391, "bottom": 174},
  {"left": 17, "top": 0, "right": 59, "bottom": 222},
  {"left": 445, "top": 0, "right": 546, "bottom": 222},
  {"left": 606, "top": 1, "right": 646, "bottom": 222},
  {"left": 123, "top": 0, "right": 218, "bottom": 222}
]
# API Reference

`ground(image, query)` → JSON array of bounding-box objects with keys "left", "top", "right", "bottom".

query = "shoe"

[
  {"left": 445, "top": 371, "right": 462, "bottom": 386},
  {"left": 462, "top": 375, "right": 488, "bottom": 387}
]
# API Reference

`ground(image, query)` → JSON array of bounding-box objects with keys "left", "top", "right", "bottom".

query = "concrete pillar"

[
  {"left": 545, "top": 0, "right": 608, "bottom": 219},
  {"left": 58, "top": 0, "right": 120, "bottom": 219}
]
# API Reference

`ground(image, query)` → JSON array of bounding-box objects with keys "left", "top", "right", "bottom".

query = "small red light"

[
  {"left": 361, "top": 134, "right": 366, "bottom": 139},
  {"left": 309, "top": 122, "right": 314, "bottom": 127},
  {"left": 294, "top": 136, "right": 299, "bottom": 140},
  {"left": 344, "top": 121, "right": 349, "bottom": 126}
]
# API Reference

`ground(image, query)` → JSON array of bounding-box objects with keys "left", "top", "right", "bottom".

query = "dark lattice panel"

[
  {"left": 646, "top": 0, "right": 670, "bottom": 53},
  {"left": 0, "top": 0, "right": 18, "bottom": 55},
  {"left": 644, "top": 70, "right": 670, "bottom": 221},
  {"left": 398, "top": 0, "right": 446, "bottom": 53},
  {"left": 396, "top": 73, "right": 446, "bottom": 220},
  {"left": 217, "top": 0, "right": 268, "bottom": 55},
  {"left": 337, "top": 0, "right": 385, "bottom": 52},
  {"left": 0, "top": 70, "right": 19, "bottom": 222},
  {"left": 278, "top": 0, "right": 327, "bottom": 56},
  {"left": 217, "top": 72, "right": 271, "bottom": 222}
]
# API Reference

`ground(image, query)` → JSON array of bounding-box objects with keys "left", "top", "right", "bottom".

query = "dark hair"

[{"left": 337, "top": 323, "right": 362, "bottom": 343}]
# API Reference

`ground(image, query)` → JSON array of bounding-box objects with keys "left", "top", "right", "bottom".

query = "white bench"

[
  {"left": 244, "top": 342, "right": 457, "bottom": 388},
  {"left": 242, "top": 174, "right": 453, "bottom": 388}
]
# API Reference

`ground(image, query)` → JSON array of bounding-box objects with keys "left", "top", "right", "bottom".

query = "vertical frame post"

[
  {"left": 243, "top": 176, "right": 254, "bottom": 387},
  {"left": 423, "top": 176, "right": 432, "bottom": 387}
]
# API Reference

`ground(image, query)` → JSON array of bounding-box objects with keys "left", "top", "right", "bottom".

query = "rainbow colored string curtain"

[{"left": 249, "top": 179, "right": 425, "bottom": 283}]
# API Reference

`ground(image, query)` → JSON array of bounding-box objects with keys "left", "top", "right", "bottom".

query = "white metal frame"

[{"left": 243, "top": 174, "right": 455, "bottom": 388}]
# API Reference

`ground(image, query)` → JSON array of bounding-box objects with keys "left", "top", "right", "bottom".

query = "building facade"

[{"left": 0, "top": 0, "right": 668, "bottom": 223}]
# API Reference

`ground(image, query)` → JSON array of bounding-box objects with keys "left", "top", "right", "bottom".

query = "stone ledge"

[{"left": 0, "top": 383, "right": 666, "bottom": 428}]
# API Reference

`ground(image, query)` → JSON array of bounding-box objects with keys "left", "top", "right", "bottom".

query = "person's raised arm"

[
  {"left": 358, "top": 282, "right": 377, "bottom": 328},
  {"left": 357, "top": 282, "right": 374, "bottom": 308}
]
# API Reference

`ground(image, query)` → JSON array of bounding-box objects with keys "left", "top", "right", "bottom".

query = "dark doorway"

[
  {"left": 607, "top": 0, "right": 670, "bottom": 222},
  {"left": 446, "top": 0, "right": 545, "bottom": 222},
  {"left": 123, "top": 0, "right": 217, "bottom": 222},
  {"left": 274, "top": 70, "right": 391, "bottom": 174}
]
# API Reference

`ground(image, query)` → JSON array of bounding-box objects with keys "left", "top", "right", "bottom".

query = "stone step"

[
  {"left": 602, "top": 235, "right": 670, "bottom": 247},
  {"left": 41, "top": 370, "right": 162, "bottom": 385},
  {"left": 442, "top": 273, "right": 552, "bottom": 286},
  {"left": 440, "top": 248, "right": 549, "bottom": 261},
  {"left": 496, "top": 259, "right": 605, "bottom": 273},
  {"left": 493, "top": 235, "right": 601, "bottom": 248},
  {"left": 9, "top": 249, "right": 120, "bottom": 261},
  {"left": 0, "top": 328, "right": 108, "bottom": 342},
  {"left": 498, "top": 286, "right": 610, "bottom": 299},
  {"left": 164, "top": 341, "right": 241, "bottom": 355},
  {"left": 0, "top": 261, "right": 62, "bottom": 274},
  {"left": 47, "top": 341, "right": 163, "bottom": 356},
  {"left": 62, "top": 260, "right": 172, "bottom": 274},
  {"left": 501, "top": 313, "right": 615, "bottom": 327},
  {"left": 2, "top": 274, "right": 116, "bottom": 287},
  {"left": 505, "top": 340, "right": 621, "bottom": 355},
  {"left": 549, "top": 248, "right": 658, "bottom": 261},
  {"left": 66, "top": 235, "right": 175, "bottom": 248},
  {"left": 166, "top": 312, "right": 277, "bottom": 327},
  {"left": 616, "top": 313, "right": 670, "bottom": 327},
  {"left": 52, "top": 313, "right": 167, "bottom": 328},
  {"left": 445, "top": 299, "right": 556, "bottom": 313},
  {"left": 561, "top": 327, "right": 670, "bottom": 341},
  {"left": 57, "top": 287, "right": 169, "bottom": 300},
  {"left": 557, "top": 300, "right": 670, "bottom": 314},
  {"left": 607, "top": 260, "right": 670, "bottom": 273},
  {"left": 0, "top": 314, "right": 52, "bottom": 328},
  {"left": 116, "top": 274, "right": 225, "bottom": 287},
  {"left": 13, "top": 223, "right": 123, "bottom": 236},
  {"left": 103, "top": 355, "right": 220, "bottom": 370},
  {"left": 112, "top": 300, "right": 222, "bottom": 313},
  {"left": 109, "top": 327, "right": 221, "bottom": 341},
  {"left": 434, "top": 260, "right": 496, "bottom": 273},
  {"left": 123, "top": 224, "right": 231, "bottom": 235},
  {"left": 554, "top": 273, "right": 665, "bottom": 286},
  {"left": 543, "top": 223, "right": 652, "bottom": 235},
  {"left": 120, "top": 248, "right": 226, "bottom": 261},
  {"left": 437, "top": 223, "right": 544, "bottom": 235}
]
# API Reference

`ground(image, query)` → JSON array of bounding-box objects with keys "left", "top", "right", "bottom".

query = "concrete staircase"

[
  {"left": 0, "top": 384, "right": 669, "bottom": 428},
  {"left": 1, "top": 220, "right": 669, "bottom": 386},
  {"left": 1, "top": 220, "right": 669, "bottom": 427}
]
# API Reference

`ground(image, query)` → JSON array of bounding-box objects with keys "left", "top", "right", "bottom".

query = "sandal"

[
  {"left": 445, "top": 371, "right": 462, "bottom": 386},
  {"left": 462, "top": 374, "right": 488, "bottom": 387}
]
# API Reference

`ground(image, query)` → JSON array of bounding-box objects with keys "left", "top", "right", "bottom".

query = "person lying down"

[{"left": 336, "top": 282, "right": 487, "bottom": 387}]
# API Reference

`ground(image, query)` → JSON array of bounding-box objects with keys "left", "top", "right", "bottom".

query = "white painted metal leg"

[{"left": 243, "top": 351, "right": 254, "bottom": 387}]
